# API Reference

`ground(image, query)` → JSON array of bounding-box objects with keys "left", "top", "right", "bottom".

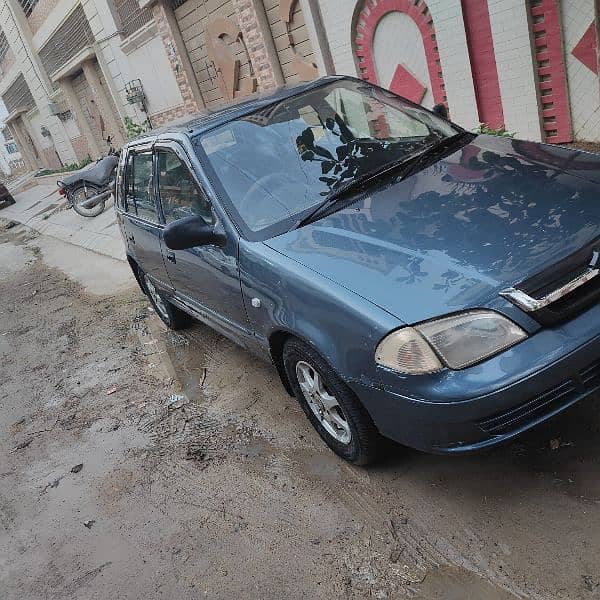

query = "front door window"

[
  {"left": 126, "top": 152, "right": 157, "bottom": 222},
  {"left": 156, "top": 149, "right": 213, "bottom": 224}
]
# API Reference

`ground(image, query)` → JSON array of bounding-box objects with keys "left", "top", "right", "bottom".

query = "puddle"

[
  {"left": 0, "top": 335, "right": 10, "bottom": 354},
  {"left": 411, "top": 565, "right": 520, "bottom": 600},
  {"left": 302, "top": 449, "right": 345, "bottom": 482},
  {"left": 144, "top": 318, "right": 210, "bottom": 405}
]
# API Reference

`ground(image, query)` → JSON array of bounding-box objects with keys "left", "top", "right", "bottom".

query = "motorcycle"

[{"left": 57, "top": 149, "right": 119, "bottom": 218}]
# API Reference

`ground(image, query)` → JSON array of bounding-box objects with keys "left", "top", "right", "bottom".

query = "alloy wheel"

[
  {"left": 144, "top": 275, "right": 170, "bottom": 323},
  {"left": 295, "top": 360, "right": 352, "bottom": 444}
]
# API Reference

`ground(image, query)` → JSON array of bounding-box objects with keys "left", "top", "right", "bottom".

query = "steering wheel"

[{"left": 238, "top": 172, "right": 293, "bottom": 228}]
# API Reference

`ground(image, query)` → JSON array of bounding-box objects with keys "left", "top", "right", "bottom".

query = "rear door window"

[
  {"left": 125, "top": 151, "right": 158, "bottom": 222},
  {"left": 156, "top": 149, "right": 214, "bottom": 225}
]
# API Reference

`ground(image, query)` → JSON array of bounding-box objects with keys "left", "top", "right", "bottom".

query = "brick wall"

[
  {"left": 153, "top": 2, "right": 200, "bottom": 118},
  {"left": 150, "top": 104, "right": 188, "bottom": 128},
  {"left": 234, "top": 0, "right": 280, "bottom": 91}
]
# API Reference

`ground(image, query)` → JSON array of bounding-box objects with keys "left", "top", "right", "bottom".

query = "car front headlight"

[{"left": 375, "top": 310, "right": 527, "bottom": 374}]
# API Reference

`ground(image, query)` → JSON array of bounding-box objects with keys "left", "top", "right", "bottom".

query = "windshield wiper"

[
  {"left": 294, "top": 157, "right": 411, "bottom": 229},
  {"left": 399, "top": 131, "right": 473, "bottom": 180},
  {"left": 295, "top": 131, "right": 473, "bottom": 229}
]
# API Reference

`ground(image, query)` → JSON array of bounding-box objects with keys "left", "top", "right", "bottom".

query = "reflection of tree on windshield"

[{"left": 295, "top": 113, "right": 432, "bottom": 196}]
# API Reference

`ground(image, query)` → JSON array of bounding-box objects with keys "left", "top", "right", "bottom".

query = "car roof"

[{"left": 128, "top": 75, "right": 347, "bottom": 145}]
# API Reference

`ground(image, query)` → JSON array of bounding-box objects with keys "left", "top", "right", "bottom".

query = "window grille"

[
  {"left": 114, "top": 0, "right": 153, "bottom": 38},
  {"left": 57, "top": 110, "right": 73, "bottom": 122},
  {"left": 0, "top": 31, "right": 9, "bottom": 65},
  {"left": 171, "top": 0, "right": 188, "bottom": 9},
  {"left": 2, "top": 73, "right": 35, "bottom": 114},
  {"left": 18, "top": 0, "right": 39, "bottom": 17},
  {"left": 38, "top": 6, "right": 93, "bottom": 78}
]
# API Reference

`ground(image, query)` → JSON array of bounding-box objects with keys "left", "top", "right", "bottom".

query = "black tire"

[
  {"left": 140, "top": 270, "right": 192, "bottom": 330},
  {"left": 283, "top": 338, "right": 382, "bottom": 465},
  {"left": 70, "top": 183, "right": 106, "bottom": 217}
]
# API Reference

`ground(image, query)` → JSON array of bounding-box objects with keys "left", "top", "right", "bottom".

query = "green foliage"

[
  {"left": 35, "top": 156, "right": 92, "bottom": 177},
  {"left": 476, "top": 123, "right": 515, "bottom": 137},
  {"left": 124, "top": 116, "right": 152, "bottom": 140}
]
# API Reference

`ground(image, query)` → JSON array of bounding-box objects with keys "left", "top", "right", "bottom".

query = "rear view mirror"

[
  {"left": 432, "top": 103, "right": 449, "bottom": 120},
  {"left": 163, "top": 215, "right": 226, "bottom": 250}
]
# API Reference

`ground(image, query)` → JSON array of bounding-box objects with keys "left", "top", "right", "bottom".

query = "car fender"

[{"left": 239, "top": 240, "right": 403, "bottom": 390}]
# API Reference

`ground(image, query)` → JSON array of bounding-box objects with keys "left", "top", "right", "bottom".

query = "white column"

[
  {"left": 299, "top": 0, "right": 335, "bottom": 75},
  {"left": 488, "top": 0, "right": 543, "bottom": 141},
  {"left": 427, "top": 0, "right": 479, "bottom": 130}
]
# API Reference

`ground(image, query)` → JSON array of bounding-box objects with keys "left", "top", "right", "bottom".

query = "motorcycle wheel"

[{"left": 70, "top": 183, "right": 106, "bottom": 217}]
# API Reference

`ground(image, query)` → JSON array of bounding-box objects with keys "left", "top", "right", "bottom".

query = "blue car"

[{"left": 115, "top": 76, "right": 600, "bottom": 464}]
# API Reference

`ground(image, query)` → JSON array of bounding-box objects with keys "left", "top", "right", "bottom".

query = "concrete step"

[{"left": 0, "top": 183, "right": 125, "bottom": 262}]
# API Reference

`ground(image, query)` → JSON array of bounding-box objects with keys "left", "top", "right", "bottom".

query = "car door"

[
  {"left": 154, "top": 142, "right": 251, "bottom": 343},
  {"left": 122, "top": 145, "right": 171, "bottom": 290}
]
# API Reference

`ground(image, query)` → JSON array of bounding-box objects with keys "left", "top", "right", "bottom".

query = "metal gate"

[
  {"left": 94, "top": 61, "right": 124, "bottom": 141},
  {"left": 71, "top": 61, "right": 122, "bottom": 152},
  {"left": 72, "top": 70, "right": 105, "bottom": 152}
]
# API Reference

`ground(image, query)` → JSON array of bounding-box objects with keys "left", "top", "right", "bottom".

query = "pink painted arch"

[{"left": 353, "top": 0, "right": 447, "bottom": 107}]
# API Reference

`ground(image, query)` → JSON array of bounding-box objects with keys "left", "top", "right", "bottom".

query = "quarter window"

[
  {"left": 126, "top": 152, "right": 157, "bottom": 221},
  {"left": 156, "top": 149, "right": 213, "bottom": 224}
]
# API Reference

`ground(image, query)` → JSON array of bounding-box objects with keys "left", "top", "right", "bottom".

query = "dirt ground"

[{"left": 1, "top": 221, "right": 600, "bottom": 600}]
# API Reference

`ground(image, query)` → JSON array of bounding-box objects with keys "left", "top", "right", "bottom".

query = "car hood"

[{"left": 264, "top": 135, "right": 600, "bottom": 324}]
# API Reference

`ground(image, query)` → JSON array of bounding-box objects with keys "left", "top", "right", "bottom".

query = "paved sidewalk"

[{"left": 1, "top": 183, "right": 125, "bottom": 261}]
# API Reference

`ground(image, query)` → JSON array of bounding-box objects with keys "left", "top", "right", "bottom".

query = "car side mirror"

[
  {"left": 432, "top": 103, "right": 449, "bottom": 120},
  {"left": 163, "top": 215, "right": 225, "bottom": 250}
]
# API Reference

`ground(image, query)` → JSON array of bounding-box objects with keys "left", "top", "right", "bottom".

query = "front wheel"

[
  {"left": 141, "top": 271, "right": 192, "bottom": 330},
  {"left": 283, "top": 338, "right": 382, "bottom": 465},
  {"left": 70, "top": 183, "right": 105, "bottom": 217}
]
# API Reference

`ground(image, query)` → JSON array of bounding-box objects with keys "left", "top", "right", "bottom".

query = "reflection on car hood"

[{"left": 264, "top": 135, "right": 600, "bottom": 324}]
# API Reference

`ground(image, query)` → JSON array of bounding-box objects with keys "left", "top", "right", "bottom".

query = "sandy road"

[{"left": 1, "top": 221, "right": 599, "bottom": 599}]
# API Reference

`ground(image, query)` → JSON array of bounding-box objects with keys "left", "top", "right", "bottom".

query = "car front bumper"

[{"left": 350, "top": 303, "right": 600, "bottom": 453}]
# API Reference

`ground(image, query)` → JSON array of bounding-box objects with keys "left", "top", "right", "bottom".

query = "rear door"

[
  {"left": 154, "top": 142, "right": 251, "bottom": 342},
  {"left": 121, "top": 144, "right": 171, "bottom": 290}
]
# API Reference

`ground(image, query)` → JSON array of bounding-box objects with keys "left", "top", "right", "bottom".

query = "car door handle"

[{"left": 166, "top": 252, "right": 176, "bottom": 264}]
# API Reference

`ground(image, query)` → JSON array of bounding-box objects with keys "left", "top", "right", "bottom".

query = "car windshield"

[{"left": 195, "top": 79, "right": 458, "bottom": 238}]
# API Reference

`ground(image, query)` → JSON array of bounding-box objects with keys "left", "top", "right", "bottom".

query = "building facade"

[
  {"left": 0, "top": 0, "right": 323, "bottom": 171},
  {"left": 1, "top": 0, "right": 600, "bottom": 174},
  {"left": 317, "top": 0, "right": 600, "bottom": 143},
  {"left": 0, "top": 124, "right": 24, "bottom": 176}
]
